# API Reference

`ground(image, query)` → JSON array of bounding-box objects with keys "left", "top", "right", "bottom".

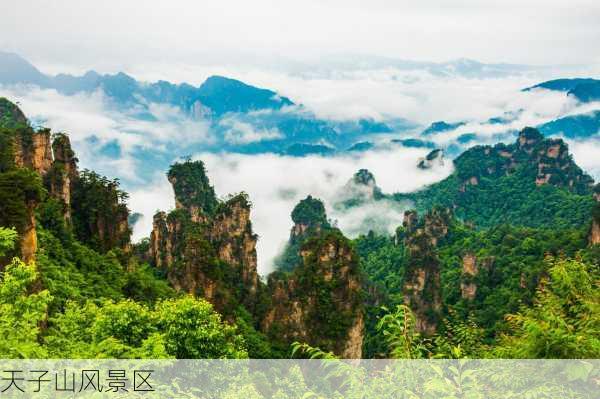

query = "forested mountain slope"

[{"left": 394, "top": 127, "right": 595, "bottom": 229}]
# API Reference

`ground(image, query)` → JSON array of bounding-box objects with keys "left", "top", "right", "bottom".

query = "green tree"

[
  {"left": 376, "top": 305, "right": 428, "bottom": 359},
  {"left": 46, "top": 296, "right": 248, "bottom": 359},
  {"left": 0, "top": 258, "right": 51, "bottom": 358},
  {"left": 496, "top": 257, "right": 600, "bottom": 358},
  {"left": 0, "top": 227, "right": 18, "bottom": 257},
  {"left": 155, "top": 296, "right": 248, "bottom": 359}
]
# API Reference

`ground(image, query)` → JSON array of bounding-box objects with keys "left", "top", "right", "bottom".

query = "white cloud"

[
  {"left": 128, "top": 172, "right": 176, "bottom": 241},
  {"left": 2, "top": 67, "right": 598, "bottom": 278},
  {"left": 191, "top": 148, "right": 453, "bottom": 275},
  {"left": 565, "top": 138, "right": 600, "bottom": 181},
  {"left": 0, "top": 85, "right": 213, "bottom": 183},
  {"left": 220, "top": 118, "right": 283, "bottom": 144}
]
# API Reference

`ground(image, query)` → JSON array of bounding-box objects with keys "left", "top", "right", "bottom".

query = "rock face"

[
  {"left": 149, "top": 176, "right": 364, "bottom": 357},
  {"left": 1, "top": 99, "right": 130, "bottom": 260},
  {"left": 148, "top": 160, "right": 259, "bottom": 311},
  {"left": 275, "top": 195, "right": 331, "bottom": 272},
  {"left": 402, "top": 207, "right": 451, "bottom": 335},
  {"left": 455, "top": 127, "right": 594, "bottom": 195},
  {"left": 263, "top": 229, "right": 364, "bottom": 358},
  {"left": 47, "top": 133, "right": 78, "bottom": 223},
  {"left": 591, "top": 184, "right": 600, "bottom": 245},
  {"left": 0, "top": 102, "right": 47, "bottom": 262},
  {"left": 417, "top": 149, "right": 444, "bottom": 170},
  {"left": 13, "top": 128, "right": 54, "bottom": 175},
  {"left": 210, "top": 195, "right": 259, "bottom": 295},
  {"left": 460, "top": 253, "right": 478, "bottom": 300},
  {"left": 19, "top": 200, "right": 38, "bottom": 264}
]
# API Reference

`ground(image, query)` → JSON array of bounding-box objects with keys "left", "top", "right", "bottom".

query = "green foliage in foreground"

[
  {"left": 0, "top": 222, "right": 249, "bottom": 359},
  {"left": 357, "top": 220, "right": 596, "bottom": 357},
  {"left": 0, "top": 258, "right": 51, "bottom": 358},
  {"left": 45, "top": 296, "right": 247, "bottom": 359},
  {"left": 0, "top": 260, "right": 248, "bottom": 359},
  {"left": 496, "top": 258, "right": 600, "bottom": 358},
  {"left": 369, "top": 257, "right": 600, "bottom": 359}
]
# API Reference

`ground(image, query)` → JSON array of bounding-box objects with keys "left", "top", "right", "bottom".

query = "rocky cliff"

[
  {"left": 149, "top": 173, "right": 364, "bottom": 357},
  {"left": 264, "top": 227, "right": 364, "bottom": 358},
  {"left": 148, "top": 160, "right": 259, "bottom": 312},
  {"left": 401, "top": 207, "right": 451, "bottom": 335},
  {"left": 0, "top": 101, "right": 47, "bottom": 262},
  {"left": 275, "top": 195, "right": 331, "bottom": 272},
  {"left": 0, "top": 99, "right": 130, "bottom": 261},
  {"left": 13, "top": 128, "right": 54, "bottom": 175},
  {"left": 47, "top": 133, "right": 79, "bottom": 223},
  {"left": 460, "top": 253, "right": 478, "bottom": 300}
]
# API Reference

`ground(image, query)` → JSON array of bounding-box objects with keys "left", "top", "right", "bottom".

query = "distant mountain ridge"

[
  {"left": 0, "top": 51, "right": 398, "bottom": 156},
  {"left": 524, "top": 78, "right": 600, "bottom": 103},
  {"left": 2, "top": 51, "right": 599, "bottom": 165},
  {"left": 0, "top": 51, "right": 293, "bottom": 117}
]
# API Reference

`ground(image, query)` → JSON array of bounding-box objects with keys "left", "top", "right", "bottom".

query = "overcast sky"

[{"left": 2, "top": 0, "right": 600, "bottom": 78}]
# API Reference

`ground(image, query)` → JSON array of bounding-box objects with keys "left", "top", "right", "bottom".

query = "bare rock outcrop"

[
  {"left": 47, "top": 133, "right": 79, "bottom": 223},
  {"left": 148, "top": 160, "right": 260, "bottom": 312},
  {"left": 460, "top": 253, "right": 478, "bottom": 300},
  {"left": 13, "top": 128, "right": 53, "bottom": 175},
  {"left": 263, "top": 229, "right": 364, "bottom": 358},
  {"left": 402, "top": 207, "right": 451, "bottom": 335}
]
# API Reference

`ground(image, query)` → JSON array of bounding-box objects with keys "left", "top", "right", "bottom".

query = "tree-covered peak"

[
  {"left": 352, "top": 169, "right": 377, "bottom": 187},
  {"left": 523, "top": 78, "right": 600, "bottom": 103},
  {"left": 291, "top": 195, "right": 329, "bottom": 227},
  {"left": 0, "top": 97, "right": 28, "bottom": 129},
  {"left": 421, "top": 121, "right": 465, "bottom": 136},
  {"left": 167, "top": 159, "right": 218, "bottom": 216},
  {"left": 517, "top": 126, "right": 544, "bottom": 148},
  {"left": 452, "top": 127, "right": 593, "bottom": 195},
  {"left": 336, "top": 169, "right": 384, "bottom": 206},
  {"left": 523, "top": 78, "right": 598, "bottom": 93},
  {"left": 393, "top": 127, "right": 595, "bottom": 229}
]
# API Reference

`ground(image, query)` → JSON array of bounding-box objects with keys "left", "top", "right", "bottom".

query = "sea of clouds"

[{"left": 2, "top": 65, "right": 599, "bottom": 274}]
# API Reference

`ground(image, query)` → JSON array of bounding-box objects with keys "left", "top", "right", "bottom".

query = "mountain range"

[
  {"left": 1, "top": 51, "right": 599, "bottom": 194},
  {"left": 1, "top": 96, "right": 598, "bottom": 360},
  {"left": 0, "top": 51, "right": 404, "bottom": 156}
]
